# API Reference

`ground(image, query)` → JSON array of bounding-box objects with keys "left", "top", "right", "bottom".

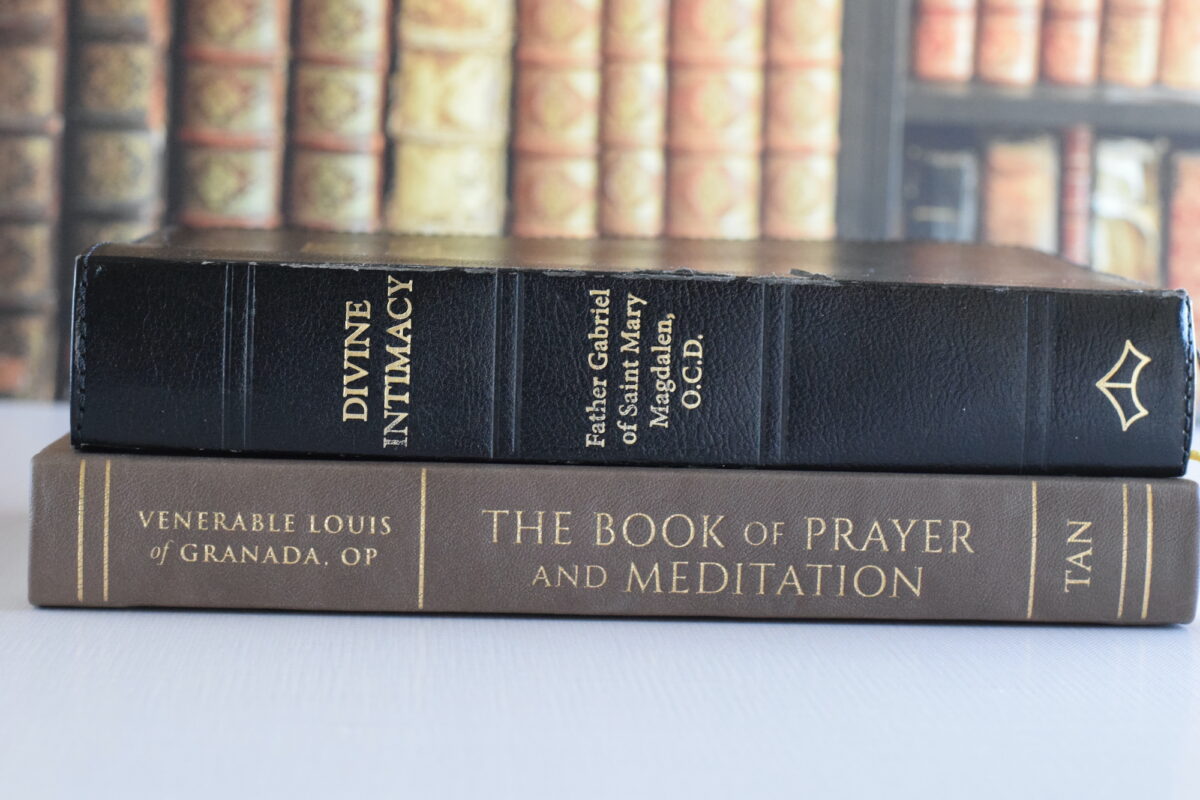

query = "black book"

[
  {"left": 71, "top": 228, "right": 1194, "bottom": 476},
  {"left": 903, "top": 137, "right": 979, "bottom": 243}
]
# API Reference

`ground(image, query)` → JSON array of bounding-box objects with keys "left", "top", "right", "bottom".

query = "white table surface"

[{"left": 1, "top": 403, "right": 1198, "bottom": 799}]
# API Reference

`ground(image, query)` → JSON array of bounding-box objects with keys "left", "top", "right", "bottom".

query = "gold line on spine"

[
  {"left": 103, "top": 460, "right": 112, "bottom": 602},
  {"left": 1141, "top": 484, "right": 1154, "bottom": 620},
  {"left": 76, "top": 460, "right": 86, "bottom": 602},
  {"left": 1118, "top": 484, "right": 1129, "bottom": 619},
  {"left": 1026, "top": 481, "right": 1039, "bottom": 619},
  {"left": 418, "top": 468, "right": 427, "bottom": 610}
]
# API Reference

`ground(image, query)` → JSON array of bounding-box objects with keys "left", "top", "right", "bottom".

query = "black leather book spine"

[
  {"left": 71, "top": 254, "right": 1195, "bottom": 476},
  {"left": 903, "top": 142, "right": 980, "bottom": 243}
]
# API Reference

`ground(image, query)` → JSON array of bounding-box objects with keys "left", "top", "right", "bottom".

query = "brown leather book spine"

[
  {"left": 1100, "top": 0, "right": 1163, "bottom": 87},
  {"left": 598, "top": 0, "right": 667, "bottom": 237},
  {"left": 30, "top": 439, "right": 1200, "bottom": 624},
  {"left": 982, "top": 134, "right": 1059, "bottom": 253},
  {"left": 911, "top": 0, "right": 977, "bottom": 83},
  {"left": 0, "top": 1, "right": 64, "bottom": 311},
  {"left": 1167, "top": 152, "right": 1200, "bottom": 335},
  {"left": 1059, "top": 124, "right": 1092, "bottom": 265},
  {"left": 0, "top": 1, "right": 64, "bottom": 399},
  {"left": 387, "top": 0, "right": 513, "bottom": 235},
  {"left": 1041, "top": 0, "right": 1100, "bottom": 85},
  {"left": 174, "top": 0, "right": 289, "bottom": 228},
  {"left": 511, "top": 0, "right": 601, "bottom": 238},
  {"left": 63, "top": 0, "right": 171, "bottom": 258},
  {"left": 286, "top": 0, "right": 390, "bottom": 233},
  {"left": 976, "top": 0, "right": 1043, "bottom": 86},
  {"left": 1091, "top": 136, "right": 1164, "bottom": 285},
  {"left": 666, "top": 0, "right": 764, "bottom": 240},
  {"left": 762, "top": 0, "right": 842, "bottom": 241},
  {"left": 1158, "top": 0, "right": 1200, "bottom": 89}
]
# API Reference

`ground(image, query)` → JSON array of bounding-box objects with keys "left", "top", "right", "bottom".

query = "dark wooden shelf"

[{"left": 906, "top": 81, "right": 1200, "bottom": 135}]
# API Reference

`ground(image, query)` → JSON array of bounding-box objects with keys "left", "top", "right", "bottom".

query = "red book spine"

[
  {"left": 1159, "top": 0, "right": 1200, "bottom": 89},
  {"left": 598, "top": 0, "right": 667, "bottom": 237},
  {"left": 982, "top": 134, "right": 1059, "bottom": 253},
  {"left": 762, "top": 0, "right": 842, "bottom": 240},
  {"left": 286, "top": 0, "right": 390, "bottom": 233},
  {"left": 511, "top": 0, "right": 602, "bottom": 238},
  {"left": 1059, "top": 124, "right": 1092, "bottom": 265},
  {"left": 1041, "top": 0, "right": 1101, "bottom": 85},
  {"left": 174, "top": 0, "right": 290, "bottom": 228},
  {"left": 911, "top": 0, "right": 977, "bottom": 83},
  {"left": 976, "top": 0, "right": 1043, "bottom": 86},
  {"left": 1100, "top": 0, "right": 1164, "bottom": 87},
  {"left": 1167, "top": 152, "right": 1200, "bottom": 336},
  {"left": 666, "top": 0, "right": 764, "bottom": 240}
]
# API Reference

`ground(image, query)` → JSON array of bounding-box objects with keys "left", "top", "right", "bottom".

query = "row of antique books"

[
  {"left": 912, "top": 0, "right": 1200, "bottom": 87},
  {"left": 0, "top": 0, "right": 844, "bottom": 400},
  {"left": 903, "top": 126, "right": 1200, "bottom": 302}
]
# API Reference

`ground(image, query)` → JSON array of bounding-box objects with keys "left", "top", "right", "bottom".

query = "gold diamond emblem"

[{"left": 1095, "top": 340, "right": 1152, "bottom": 432}]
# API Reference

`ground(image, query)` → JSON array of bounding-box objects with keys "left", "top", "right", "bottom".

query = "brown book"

[
  {"left": 174, "top": 0, "right": 289, "bottom": 228},
  {"left": 1059, "top": 124, "right": 1092, "bottom": 265},
  {"left": 911, "top": 0, "right": 977, "bottom": 83},
  {"left": 511, "top": 0, "right": 601, "bottom": 238},
  {"left": 1100, "top": 0, "right": 1163, "bottom": 87},
  {"left": 62, "top": 0, "right": 171, "bottom": 258},
  {"left": 763, "top": 0, "right": 842, "bottom": 240},
  {"left": 1091, "top": 136, "right": 1164, "bottom": 285},
  {"left": 976, "top": 0, "right": 1042, "bottom": 86},
  {"left": 666, "top": 0, "right": 764, "bottom": 240},
  {"left": 1041, "top": 0, "right": 1101, "bottom": 85},
  {"left": 1158, "top": 0, "right": 1200, "bottom": 89},
  {"left": 982, "top": 134, "right": 1059, "bottom": 253},
  {"left": 286, "top": 0, "right": 390, "bottom": 233},
  {"left": 1167, "top": 151, "right": 1200, "bottom": 335},
  {"left": 0, "top": 1, "right": 64, "bottom": 311},
  {"left": 598, "top": 0, "right": 667, "bottom": 237},
  {"left": 30, "top": 437, "right": 1199, "bottom": 624},
  {"left": 387, "top": 0, "right": 513, "bottom": 235}
]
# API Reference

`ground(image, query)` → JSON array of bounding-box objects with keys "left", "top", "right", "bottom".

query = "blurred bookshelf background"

[{"left": 1, "top": 0, "right": 1198, "bottom": 401}]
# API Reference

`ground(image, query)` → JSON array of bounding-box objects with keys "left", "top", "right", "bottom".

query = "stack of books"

[{"left": 26, "top": 229, "right": 1200, "bottom": 625}]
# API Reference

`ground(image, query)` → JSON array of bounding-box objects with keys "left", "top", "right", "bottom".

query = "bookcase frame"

[{"left": 836, "top": 0, "right": 1200, "bottom": 249}]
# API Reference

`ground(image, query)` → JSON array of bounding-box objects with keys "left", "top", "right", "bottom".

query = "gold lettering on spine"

[
  {"left": 1026, "top": 481, "right": 1038, "bottom": 619},
  {"left": 1118, "top": 484, "right": 1130, "bottom": 619},
  {"left": 76, "top": 460, "right": 86, "bottom": 602},
  {"left": 418, "top": 468, "right": 427, "bottom": 610},
  {"left": 1141, "top": 484, "right": 1154, "bottom": 620},
  {"left": 103, "top": 460, "right": 112, "bottom": 602}
]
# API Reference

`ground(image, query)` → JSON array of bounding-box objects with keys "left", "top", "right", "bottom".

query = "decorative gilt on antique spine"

[
  {"left": 176, "top": 0, "right": 289, "bottom": 227},
  {"left": 64, "top": 0, "right": 171, "bottom": 256},
  {"left": 288, "top": 0, "right": 390, "bottom": 232},
  {"left": 976, "top": 0, "right": 1043, "bottom": 87},
  {"left": 1100, "top": 0, "right": 1163, "bottom": 87},
  {"left": 763, "top": 0, "right": 842, "bottom": 240},
  {"left": 598, "top": 0, "right": 667, "bottom": 237},
  {"left": 387, "top": 0, "right": 513, "bottom": 234},
  {"left": 1096, "top": 339, "right": 1152, "bottom": 431},
  {"left": 1159, "top": 0, "right": 1200, "bottom": 90},
  {"left": 666, "top": 0, "right": 764, "bottom": 239},
  {"left": 0, "top": 0, "right": 64, "bottom": 399},
  {"left": 511, "top": 0, "right": 602, "bottom": 237}
]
